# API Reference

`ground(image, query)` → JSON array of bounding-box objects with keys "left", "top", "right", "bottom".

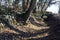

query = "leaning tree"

[{"left": 15, "top": 0, "right": 36, "bottom": 25}]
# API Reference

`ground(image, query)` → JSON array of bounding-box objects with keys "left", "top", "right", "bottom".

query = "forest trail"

[{"left": 0, "top": 16, "right": 60, "bottom": 40}]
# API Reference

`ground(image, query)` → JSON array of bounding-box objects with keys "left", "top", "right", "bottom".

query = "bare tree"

[
  {"left": 37, "top": 0, "right": 56, "bottom": 11},
  {"left": 15, "top": 0, "right": 36, "bottom": 25},
  {"left": 37, "top": 0, "right": 56, "bottom": 18}
]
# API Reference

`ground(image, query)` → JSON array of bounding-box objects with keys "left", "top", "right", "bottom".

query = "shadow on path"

[
  {"left": 0, "top": 13, "right": 60, "bottom": 40},
  {"left": 0, "top": 18, "right": 49, "bottom": 38},
  {"left": 42, "top": 14, "right": 60, "bottom": 40},
  {"left": 29, "top": 17, "right": 45, "bottom": 27}
]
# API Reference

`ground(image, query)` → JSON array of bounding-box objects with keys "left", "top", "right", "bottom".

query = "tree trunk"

[
  {"left": 33, "top": 6, "right": 36, "bottom": 13},
  {"left": 0, "top": 0, "right": 2, "bottom": 6},
  {"left": 15, "top": 0, "right": 36, "bottom": 25},
  {"left": 58, "top": 4, "right": 60, "bottom": 14},
  {"left": 12, "top": 0, "right": 20, "bottom": 9},
  {"left": 58, "top": 7, "right": 60, "bottom": 14},
  {"left": 23, "top": 0, "right": 36, "bottom": 23},
  {"left": 22, "top": 0, "right": 29, "bottom": 12}
]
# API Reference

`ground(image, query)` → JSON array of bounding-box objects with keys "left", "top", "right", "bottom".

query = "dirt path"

[{"left": 0, "top": 17, "right": 60, "bottom": 40}]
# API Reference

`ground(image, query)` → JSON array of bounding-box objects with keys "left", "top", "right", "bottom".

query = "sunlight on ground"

[{"left": 26, "top": 23, "right": 50, "bottom": 30}]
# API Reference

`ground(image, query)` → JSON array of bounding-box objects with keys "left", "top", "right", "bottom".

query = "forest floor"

[{"left": 0, "top": 16, "right": 60, "bottom": 40}]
